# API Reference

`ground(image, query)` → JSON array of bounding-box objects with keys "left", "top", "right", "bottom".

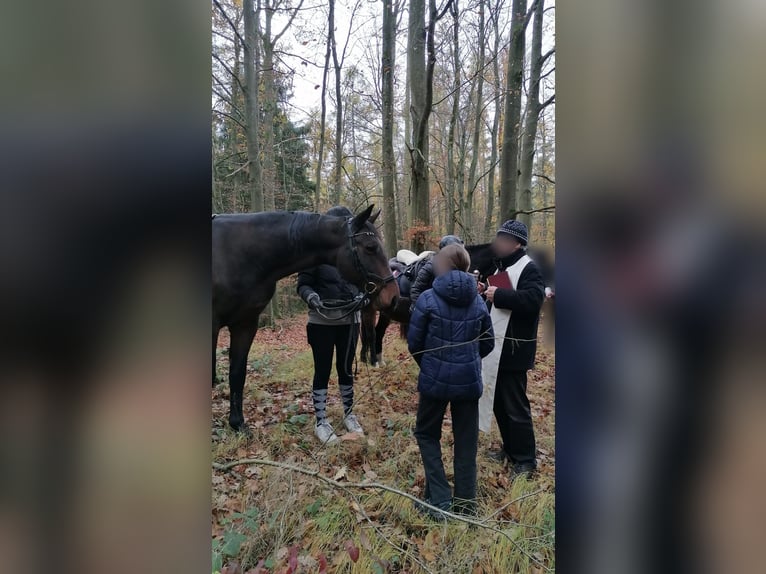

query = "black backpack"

[{"left": 403, "top": 253, "right": 431, "bottom": 281}]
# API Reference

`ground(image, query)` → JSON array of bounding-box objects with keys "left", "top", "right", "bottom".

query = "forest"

[
  {"left": 212, "top": 2, "right": 556, "bottom": 572},
  {"left": 212, "top": 0, "right": 555, "bottom": 252}
]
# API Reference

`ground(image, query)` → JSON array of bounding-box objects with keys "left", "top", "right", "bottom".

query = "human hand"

[
  {"left": 477, "top": 281, "right": 487, "bottom": 294},
  {"left": 307, "top": 293, "right": 321, "bottom": 310},
  {"left": 545, "top": 287, "right": 554, "bottom": 299},
  {"left": 485, "top": 285, "right": 498, "bottom": 302}
]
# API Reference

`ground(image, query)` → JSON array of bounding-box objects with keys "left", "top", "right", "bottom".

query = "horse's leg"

[
  {"left": 212, "top": 324, "right": 221, "bottom": 387},
  {"left": 374, "top": 313, "right": 391, "bottom": 367},
  {"left": 359, "top": 308, "right": 375, "bottom": 364},
  {"left": 227, "top": 322, "right": 258, "bottom": 433}
]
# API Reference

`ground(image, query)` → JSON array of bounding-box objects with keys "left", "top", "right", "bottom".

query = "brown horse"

[
  {"left": 213, "top": 205, "right": 399, "bottom": 432},
  {"left": 360, "top": 243, "right": 554, "bottom": 366}
]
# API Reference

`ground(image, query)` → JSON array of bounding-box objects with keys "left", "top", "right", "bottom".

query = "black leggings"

[{"left": 306, "top": 323, "right": 358, "bottom": 390}]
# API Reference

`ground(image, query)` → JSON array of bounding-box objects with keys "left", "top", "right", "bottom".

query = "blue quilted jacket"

[{"left": 407, "top": 270, "right": 495, "bottom": 400}]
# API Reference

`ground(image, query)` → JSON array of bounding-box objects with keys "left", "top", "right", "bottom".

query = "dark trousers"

[
  {"left": 306, "top": 323, "right": 358, "bottom": 389},
  {"left": 493, "top": 369, "right": 536, "bottom": 466},
  {"left": 414, "top": 394, "right": 479, "bottom": 507}
]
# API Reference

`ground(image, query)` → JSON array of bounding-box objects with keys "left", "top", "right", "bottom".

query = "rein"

[
  {"left": 346, "top": 218, "right": 396, "bottom": 297},
  {"left": 313, "top": 293, "right": 370, "bottom": 321}
]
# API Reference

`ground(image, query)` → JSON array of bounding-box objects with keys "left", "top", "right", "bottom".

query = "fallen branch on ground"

[{"left": 213, "top": 457, "right": 551, "bottom": 571}]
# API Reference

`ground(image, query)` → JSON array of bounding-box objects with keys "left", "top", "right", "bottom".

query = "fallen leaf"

[
  {"left": 288, "top": 545, "right": 298, "bottom": 572},
  {"left": 317, "top": 553, "right": 328, "bottom": 574},
  {"left": 362, "top": 463, "right": 378, "bottom": 480},
  {"left": 332, "top": 466, "right": 347, "bottom": 481},
  {"left": 340, "top": 432, "right": 361, "bottom": 441},
  {"left": 344, "top": 539, "right": 360, "bottom": 563}
]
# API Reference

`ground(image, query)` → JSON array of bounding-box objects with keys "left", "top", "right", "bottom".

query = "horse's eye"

[{"left": 365, "top": 244, "right": 378, "bottom": 254}]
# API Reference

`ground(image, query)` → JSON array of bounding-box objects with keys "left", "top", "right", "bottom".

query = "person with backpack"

[
  {"left": 297, "top": 206, "right": 365, "bottom": 444},
  {"left": 407, "top": 244, "right": 495, "bottom": 518},
  {"left": 408, "top": 235, "right": 465, "bottom": 313},
  {"left": 479, "top": 220, "right": 545, "bottom": 478}
]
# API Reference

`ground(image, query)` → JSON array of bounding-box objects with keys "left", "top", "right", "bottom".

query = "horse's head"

[{"left": 334, "top": 205, "right": 399, "bottom": 310}]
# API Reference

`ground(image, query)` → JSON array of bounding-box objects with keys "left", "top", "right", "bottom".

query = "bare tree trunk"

[
  {"left": 445, "top": 0, "right": 460, "bottom": 235},
  {"left": 313, "top": 1, "right": 334, "bottom": 211},
  {"left": 243, "top": 0, "right": 263, "bottom": 211},
  {"left": 498, "top": 0, "right": 526, "bottom": 221},
  {"left": 402, "top": 57, "right": 412, "bottom": 232},
  {"left": 518, "top": 0, "right": 544, "bottom": 230},
  {"left": 465, "top": 0, "right": 485, "bottom": 241},
  {"left": 381, "top": 0, "right": 398, "bottom": 254},
  {"left": 407, "top": 0, "right": 428, "bottom": 250},
  {"left": 407, "top": 0, "right": 450, "bottom": 251},
  {"left": 331, "top": 0, "right": 343, "bottom": 206},
  {"left": 261, "top": 0, "right": 277, "bottom": 211},
  {"left": 484, "top": 0, "right": 503, "bottom": 239}
]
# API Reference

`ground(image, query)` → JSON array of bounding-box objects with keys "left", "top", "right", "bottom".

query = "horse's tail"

[{"left": 399, "top": 322, "right": 408, "bottom": 339}]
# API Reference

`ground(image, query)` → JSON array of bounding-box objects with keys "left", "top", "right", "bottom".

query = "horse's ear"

[
  {"left": 368, "top": 208, "right": 381, "bottom": 225},
  {"left": 351, "top": 205, "right": 374, "bottom": 231}
]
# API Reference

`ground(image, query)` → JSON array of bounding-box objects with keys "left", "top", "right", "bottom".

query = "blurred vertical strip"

[
  {"left": 0, "top": 1, "right": 211, "bottom": 574},
  {"left": 557, "top": 0, "right": 765, "bottom": 573}
]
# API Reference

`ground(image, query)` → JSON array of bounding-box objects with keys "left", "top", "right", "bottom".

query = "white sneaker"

[
  {"left": 315, "top": 420, "right": 339, "bottom": 444},
  {"left": 343, "top": 413, "right": 364, "bottom": 435}
]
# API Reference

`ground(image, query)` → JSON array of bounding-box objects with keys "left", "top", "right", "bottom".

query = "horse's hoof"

[{"left": 229, "top": 422, "right": 252, "bottom": 437}]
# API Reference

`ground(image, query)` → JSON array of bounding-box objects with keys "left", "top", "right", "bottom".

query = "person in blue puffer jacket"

[{"left": 407, "top": 244, "right": 495, "bottom": 518}]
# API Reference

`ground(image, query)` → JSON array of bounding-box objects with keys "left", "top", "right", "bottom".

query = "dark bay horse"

[
  {"left": 360, "top": 243, "right": 554, "bottom": 366},
  {"left": 213, "top": 205, "right": 399, "bottom": 431}
]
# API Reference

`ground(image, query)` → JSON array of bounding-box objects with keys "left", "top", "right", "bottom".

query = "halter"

[{"left": 346, "top": 218, "right": 396, "bottom": 297}]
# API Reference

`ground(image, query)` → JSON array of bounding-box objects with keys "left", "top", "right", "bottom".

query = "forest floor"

[{"left": 212, "top": 313, "right": 555, "bottom": 574}]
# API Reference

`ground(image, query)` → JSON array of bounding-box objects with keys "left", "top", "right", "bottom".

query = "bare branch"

[
  {"left": 213, "top": 457, "right": 551, "bottom": 571},
  {"left": 511, "top": 204, "right": 555, "bottom": 217},
  {"left": 212, "top": 52, "right": 246, "bottom": 93},
  {"left": 212, "top": 0, "right": 246, "bottom": 48},
  {"left": 540, "top": 93, "right": 555, "bottom": 110},
  {"left": 272, "top": 0, "right": 307, "bottom": 45},
  {"left": 534, "top": 173, "right": 555, "bottom": 185}
]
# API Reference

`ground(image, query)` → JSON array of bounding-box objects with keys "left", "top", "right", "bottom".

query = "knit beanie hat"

[
  {"left": 438, "top": 234, "right": 464, "bottom": 249},
  {"left": 497, "top": 220, "right": 528, "bottom": 245}
]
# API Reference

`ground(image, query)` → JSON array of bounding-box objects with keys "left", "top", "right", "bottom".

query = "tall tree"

[
  {"left": 330, "top": 0, "right": 343, "bottom": 205},
  {"left": 464, "top": 0, "right": 486, "bottom": 241},
  {"left": 445, "top": 0, "right": 460, "bottom": 235},
  {"left": 484, "top": 0, "right": 504, "bottom": 238},
  {"left": 313, "top": 1, "right": 334, "bottom": 210},
  {"left": 381, "top": 0, "right": 398, "bottom": 254},
  {"left": 518, "top": 0, "right": 554, "bottom": 229},
  {"left": 260, "top": 0, "right": 305, "bottom": 212},
  {"left": 498, "top": 0, "right": 526, "bottom": 221},
  {"left": 407, "top": 0, "right": 451, "bottom": 251},
  {"left": 242, "top": 0, "right": 263, "bottom": 211}
]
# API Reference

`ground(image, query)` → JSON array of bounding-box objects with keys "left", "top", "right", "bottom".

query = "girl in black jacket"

[{"left": 297, "top": 206, "right": 364, "bottom": 444}]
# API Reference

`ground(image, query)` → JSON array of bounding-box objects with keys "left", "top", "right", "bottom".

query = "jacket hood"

[{"left": 432, "top": 270, "right": 477, "bottom": 307}]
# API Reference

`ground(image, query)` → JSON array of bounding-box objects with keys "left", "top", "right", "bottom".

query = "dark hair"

[{"left": 437, "top": 244, "right": 471, "bottom": 272}]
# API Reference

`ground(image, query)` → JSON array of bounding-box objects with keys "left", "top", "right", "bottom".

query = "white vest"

[{"left": 478, "top": 254, "right": 532, "bottom": 433}]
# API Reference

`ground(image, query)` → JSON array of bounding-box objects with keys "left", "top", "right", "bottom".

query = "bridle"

[{"left": 346, "top": 218, "right": 396, "bottom": 297}]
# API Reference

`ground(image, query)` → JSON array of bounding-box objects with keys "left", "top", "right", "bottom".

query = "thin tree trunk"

[
  {"left": 243, "top": 0, "right": 263, "bottom": 211},
  {"left": 381, "top": 0, "right": 398, "bottom": 254},
  {"left": 407, "top": 0, "right": 450, "bottom": 251},
  {"left": 261, "top": 0, "right": 277, "bottom": 212},
  {"left": 313, "top": 2, "right": 334, "bottom": 211},
  {"left": 403, "top": 57, "right": 412, "bottom": 231},
  {"left": 484, "top": 0, "right": 502, "bottom": 239},
  {"left": 498, "top": 0, "right": 526, "bottom": 221},
  {"left": 445, "top": 0, "right": 460, "bottom": 235},
  {"left": 331, "top": 0, "right": 343, "bottom": 205},
  {"left": 465, "top": 0, "right": 485, "bottom": 241},
  {"left": 518, "top": 0, "right": 544, "bottom": 230}
]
